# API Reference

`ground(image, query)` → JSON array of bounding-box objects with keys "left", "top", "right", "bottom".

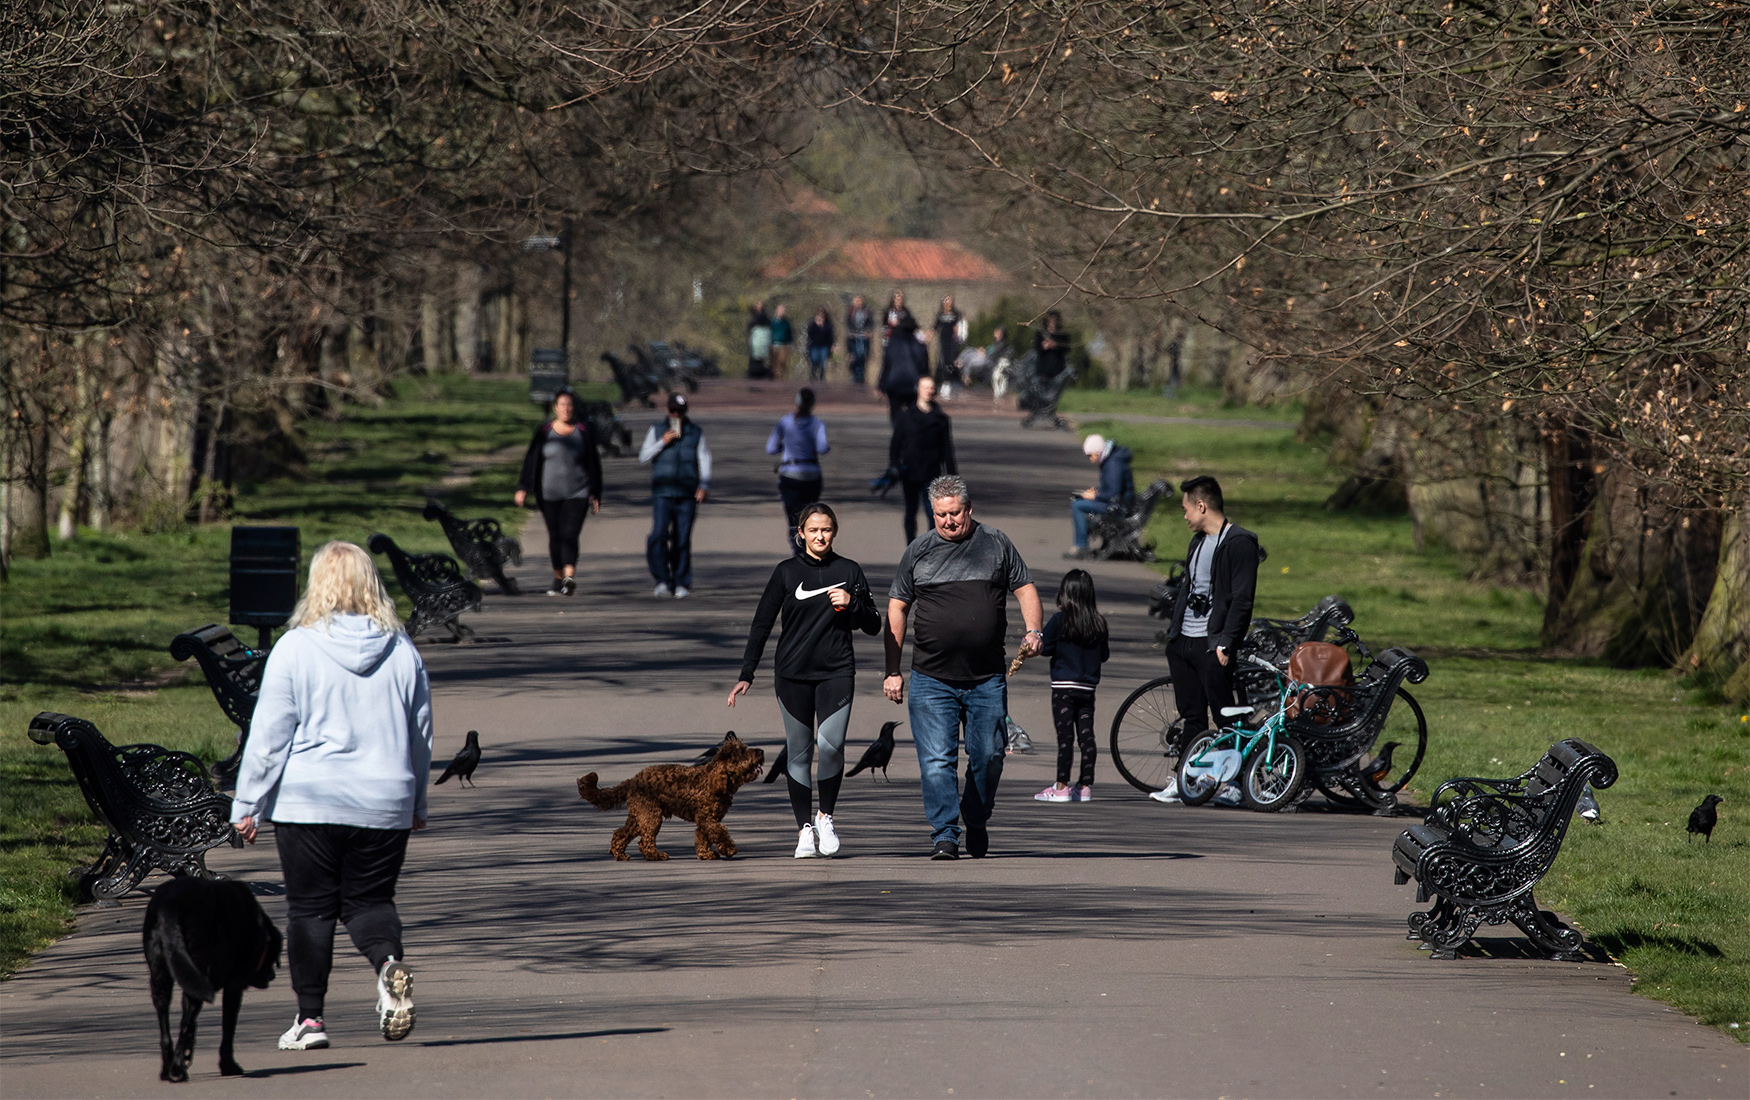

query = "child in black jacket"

[{"left": 1034, "top": 569, "right": 1110, "bottom": 803}]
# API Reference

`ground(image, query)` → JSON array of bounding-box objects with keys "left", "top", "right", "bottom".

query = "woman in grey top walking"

[{"left": 515, "top": 389, "right": 603, "bottom": 596}]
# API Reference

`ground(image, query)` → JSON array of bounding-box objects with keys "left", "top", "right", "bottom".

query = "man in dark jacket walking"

[
  {"left": 1150, "top": 475, "right": 1260, "bottom": 804},
  {"left": 1067, "top": 433, "right": 1134, "bottom": 559},
  {"left": 639, "top": 393, "right": 712, "bottom": 599},
  {"left": 888, "top": 377, "right": 958, "bottom": 543}
]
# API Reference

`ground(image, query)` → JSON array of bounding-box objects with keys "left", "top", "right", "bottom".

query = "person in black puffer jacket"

[{"left": 728, "top": 503, "right": 882, "bottom": 859}]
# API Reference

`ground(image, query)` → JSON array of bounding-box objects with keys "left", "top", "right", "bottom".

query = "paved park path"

[{"left": 4, "top": 386, "right": 1746, "bottom": 1099}]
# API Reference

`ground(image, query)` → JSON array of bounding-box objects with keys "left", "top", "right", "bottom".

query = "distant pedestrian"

[
  {"left": 771, "top": 304, "right": 795, "bottom": 379},
  {"left": 933, "top": 295, "right": 965, "bottom": 395},
  {"left": 1067, "top": 433, "right": 1135, "bottom": 560},
  {"left": 514, "top": 388, "right": 603, "bottom": 596},
  {"left": 767, "top": 388, "right": 831, "bottom": 554},
  {"left": 640, "top": 393, "right": 712, "bottom": 599},
  {"left": 729, "top": 503, "right": 882, "bottom": 858},
  {"left": 888, "top": 376, "right": 958, "bottom": 543},
  {"left": 1033, "top": 569, "right": 1110, "bottom": 804},
  {"left": 805, "top": 307, "right": 835, "bottom": 382},
  {"left": 1034, "top": 311, "right": 1070, "bottom": 381},
  {"left": 884, "top": 476, "right": 1044, "bottom": 860},
  {"left": 747, "top": 302, "right": 773, "bottom": 379},
  {"left": 1149, "top": 476, "right": 1261, "bottom": 805},
  {"left": 230, "top": 540, "right": 430, "bottom": 1051},
  {"left": 879, "top": 290, "right": 925, "bottom": 421},
  {"left": 845, "top": 295, "right": 875, "bottom": 385}
]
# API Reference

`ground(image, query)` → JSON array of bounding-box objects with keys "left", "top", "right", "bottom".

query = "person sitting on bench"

[{"left": 1066, "top": 434, "right": 1135, "bottom": 559}]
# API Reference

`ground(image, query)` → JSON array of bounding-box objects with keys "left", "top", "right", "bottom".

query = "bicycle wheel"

[
  {"left": 1108, "top": 675, "right": 1186, "bottom": 793},
  {"left": 1175, "top": 734, "right": 1222, "bottom": 806},
  {"left": 1241, "top": 735, "right": 1307, "bottom": 812}
]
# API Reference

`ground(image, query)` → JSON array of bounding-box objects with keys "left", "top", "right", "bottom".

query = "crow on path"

[
  {"left": 1359, "top": 741, "right": 1401, "bottom": 788},
  {"left": 435, "top": 730, "right": 481, "bottom": 787},
  {"left": 1687, "top": 794, "right": 1723, "bottom": 843},
  {"left": 846, "top": 721, "right": 902, "bottom": 782}
]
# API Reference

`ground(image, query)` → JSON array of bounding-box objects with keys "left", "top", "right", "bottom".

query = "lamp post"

[
  {"left": 523, "top": 219, "right": 575, "bottom": 405},
  {"left": 522, "top": 218, "right": 574, "bottom": 365}
]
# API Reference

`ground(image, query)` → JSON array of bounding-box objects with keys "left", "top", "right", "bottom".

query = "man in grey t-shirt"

[{"left": 885, "top": 476, "right": 1043, "bottom": 859}]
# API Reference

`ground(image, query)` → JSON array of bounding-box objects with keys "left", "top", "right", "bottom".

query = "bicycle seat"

[{"left": 1219, "top": 706, "right": 1254, "bottom": 717}]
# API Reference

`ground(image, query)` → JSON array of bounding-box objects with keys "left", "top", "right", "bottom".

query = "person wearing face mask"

[{"left": 728, "top": 504, "right": 882, "bottom": 858}]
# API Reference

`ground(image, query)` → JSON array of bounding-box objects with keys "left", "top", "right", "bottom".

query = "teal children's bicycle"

[{"left": 1175, "top": 654, "right": 1308, "bottom": 812}]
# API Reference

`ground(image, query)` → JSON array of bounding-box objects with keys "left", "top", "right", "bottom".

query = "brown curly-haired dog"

[{"left": 577, "top": 733, "right": 766, "bottom": 860}]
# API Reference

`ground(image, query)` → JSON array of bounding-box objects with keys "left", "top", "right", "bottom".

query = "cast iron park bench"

[
  {"left": 1085, "top": 479, "right": 1170, "bottom": 563},
  {"left": 28, "top": 711, "right": 240, "bottom": 907},
  {"left": 1276, "top": 630, "right": 1430, "bottom": 813},
  {"left": 1392, "top": 738, "right": 1617, "bottom": 959},
  {"left": 368, "top": 533, "right": 483, "bottom": 641},
  {"left": 423, "top": 500, "right": 523, "bottom": 594},
  {"left": 170, "top": 624, "right": 266, "bottom": 787}
]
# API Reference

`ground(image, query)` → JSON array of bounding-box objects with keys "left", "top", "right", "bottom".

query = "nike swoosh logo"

[{"left": 795, "top": 583, "right": 841, "bottom": 600}]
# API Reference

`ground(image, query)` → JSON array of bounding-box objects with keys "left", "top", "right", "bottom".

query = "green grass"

[
  {"left": 0, "top": 373, "right": 575, "bottom": 977},
  {"left": 1058, "top": 383, "right": 1305, "bottom": 422},
  {"left": 1083, "top": 416, "right": 1750, "bottom": 1039}
]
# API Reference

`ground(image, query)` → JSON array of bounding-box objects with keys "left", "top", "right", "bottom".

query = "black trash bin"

[{"left": 230, "top": 526, "right": 300, "bottom": 649}]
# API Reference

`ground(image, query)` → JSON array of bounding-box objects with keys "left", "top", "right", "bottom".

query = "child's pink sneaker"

[
  {"left": 1033, "top": 784, "right": 1071, "bottom": 802},
  {"left": 1070, "top": 785, "right": 1094, "bottom": 802}
]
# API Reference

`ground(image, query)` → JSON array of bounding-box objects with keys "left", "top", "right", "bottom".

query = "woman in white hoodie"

[{"left": 231, "top": 540, "right": 433, "bottom": 1052}]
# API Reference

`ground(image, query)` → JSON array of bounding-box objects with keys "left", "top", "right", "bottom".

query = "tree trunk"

[
  {"left": 1684, "top": 502, "right": 1750, "bottom": 704},
  {"left": 419, "top": 293, "right": 450, "bottom": 372},
  {"left": 1541, "top": 422, "right": 1596, "bottom": 644},
  {"left": 56, "top": 335, "right": 96, "bottom": 540},
  {"left": 89, "top": 412, "right": 111, "bottom": 531},
  {"left": 454, "top": 263, "right": 483, "bottom": 374}
]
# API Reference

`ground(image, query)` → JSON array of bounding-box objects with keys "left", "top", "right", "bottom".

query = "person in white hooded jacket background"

[{"left": 231, "top": 540, "right": 433, "bottom": 1052}]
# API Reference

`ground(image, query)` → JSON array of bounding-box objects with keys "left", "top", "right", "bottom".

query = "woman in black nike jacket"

[{"left": 728, "top": 503, "right": 882, "bottom": 858}]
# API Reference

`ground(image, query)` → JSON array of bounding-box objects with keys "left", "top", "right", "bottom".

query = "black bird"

[
  {"left": 1359, "top": 741, "right": 1402, "bottom": 788},
  {"left": 763, "top": 745, "right": 788, "bottom": 783},
  {"left": 1687, "top": 794, "right": 1723, "bottom": 844},
  {"left": 434, "top": 730, "right": 481, "bottom": 787},
  {"left": 691, "top": 732, "right": 737, "bottom": 766},
  {"left": 846, "top": 721, "right": 902, "bottom": 781}
]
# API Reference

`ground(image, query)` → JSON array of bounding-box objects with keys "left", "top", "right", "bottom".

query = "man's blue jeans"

[
  {"left": 847, "top": 336, "right": 871, "bottom": 384},
  {"left": 907, "top": 671, "right": 1007, "bottom": 845},
  {"left": 1071, "top": 498, "right": 1112, "bottom": 548},
  {"left": 647, "top": 495, "right": 697, "bottom": 588}
]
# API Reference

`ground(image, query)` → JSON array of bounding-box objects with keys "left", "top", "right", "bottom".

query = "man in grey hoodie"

[{"left": 232, "top": 541, "right": 433, "bottom": 1052}]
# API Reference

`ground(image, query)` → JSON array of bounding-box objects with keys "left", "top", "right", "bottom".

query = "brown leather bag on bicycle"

[{"left": 1285, "top": 641, "right": 1354, "bottom": 725}]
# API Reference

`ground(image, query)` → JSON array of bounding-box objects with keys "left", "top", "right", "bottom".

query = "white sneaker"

[
  {"left": 674, "top": 586, "right": 690, "bottom": 599},
  {"left": 278, "top": 1016, "right": 330, "bottom": 1050},
  {"left": 814, "top": 812, "right": 840, "bottom": 856},
  {"left": 1214, "top": 783, "right": 1243, "bottom": 806},
  {"left": 1149, "top": 777, "right": 1181, "bottom": 804},
  {"left": 376, "top": 958, "right": 415, "bottom": 1041},
  {"left": 794, "top": 825, "right": 818, "bottom": 858}
]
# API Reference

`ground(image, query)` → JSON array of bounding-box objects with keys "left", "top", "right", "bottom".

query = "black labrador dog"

[{"left": 143, "top": 877, "right": 282, "bottom": 1081}]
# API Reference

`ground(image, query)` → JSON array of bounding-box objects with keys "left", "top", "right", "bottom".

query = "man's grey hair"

[{"left": 927, "top": 475, "right": 970, "bottom": 507}]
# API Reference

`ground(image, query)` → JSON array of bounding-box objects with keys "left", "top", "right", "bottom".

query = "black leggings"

[
  {"left": 901, "top": 479, "right": 936, "bottom": 544},
  {"left": 1051, "top": 688, "right": 1098, "bottom": 788},
  {"left": 275, "top": 822, "right": 411, "bottom": 1021},
  {"left": 775, "top": 675, "right": 854, "bottom": 828},
  {"left": 539, "top": 498, "right": 589, "bottom": 570}
]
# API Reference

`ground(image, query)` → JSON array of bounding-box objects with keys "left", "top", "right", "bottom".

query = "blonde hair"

[{"left": 290, "top": 541, "right": 403, "bottom": 634}]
